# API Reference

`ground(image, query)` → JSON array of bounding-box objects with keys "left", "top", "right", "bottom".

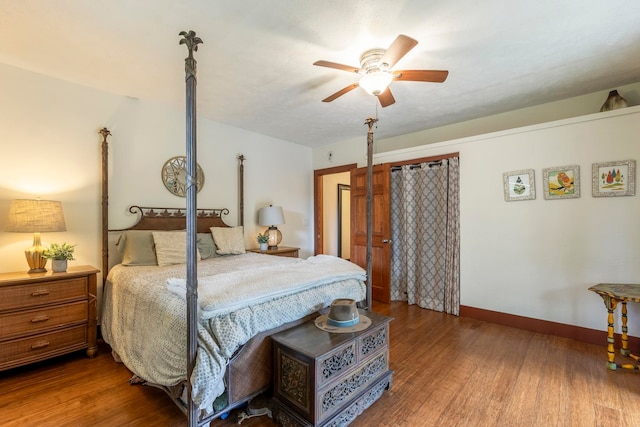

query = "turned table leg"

[
  {"left": 603, "top": 295, "right": 618, "bottom": 370},
  {"left": 620, "top": 302, "right": 629, "bottom": 356}
]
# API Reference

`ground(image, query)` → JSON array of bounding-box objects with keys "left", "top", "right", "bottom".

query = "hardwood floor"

[{"left": 2, "top": 301, "right": 639, "bottom": 426}]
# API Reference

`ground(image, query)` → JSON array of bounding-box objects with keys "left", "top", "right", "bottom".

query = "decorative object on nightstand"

[
  {"left": 256, "top": 232, "right": 269, "bottom": 251},
  {"left": 271, "top": 309, "right": 393, "bottom": 426},
  {"left": 258, "top": 205, "right": 285, "bottom": 249},
  {"left": 5, "top": 199, "right": 67, "bottom": 273},
  {"left": 43, "top": 242, "right": 76, "bottom": 273},
  {"left": 600, "top": 89, "right": 628, "bottom": 112},
  {"left": 0, "top": 265, "right": 100, "bottom": 370}
]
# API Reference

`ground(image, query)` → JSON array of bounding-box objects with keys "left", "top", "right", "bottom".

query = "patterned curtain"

[{"left": 390, "top": 157, "right": 460, "bottom": 315}]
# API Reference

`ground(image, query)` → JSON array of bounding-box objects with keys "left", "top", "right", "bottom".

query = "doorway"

[
  {"left": 337, "top": 183, "right": 350, "bottom": 259},
  {"left": 313, "top": 164, "right": 357, "bottom": 256}
]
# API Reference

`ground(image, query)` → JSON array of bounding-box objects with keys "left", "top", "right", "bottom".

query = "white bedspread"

[{"left": 100, "top": 252, "right": 366, "bottom": 413}]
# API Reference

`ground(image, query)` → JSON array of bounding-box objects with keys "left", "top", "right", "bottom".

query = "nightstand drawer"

[
  {"left": 0, "top": 277, "right": 88, "bottom": 311},
  {"left": 0, "top": 301, "right": 88, "bottom": 340},
  {"left": 276, "top": 250, "right": 298, "bottom": 258},
  {"left": 0, "top": 325, "right": 88, "bottom": 370},
  {"left": 317, "top": 341, "right": 357, "bottom": 387},
  {"left": 246, "top": 246, "right": 299, "bottom": 258},
  {"left": 317, "top": 350, "right": 389, "bottom": 423},
  {"left": 359, "top": 323, "right": 389, "bottom": 359}
]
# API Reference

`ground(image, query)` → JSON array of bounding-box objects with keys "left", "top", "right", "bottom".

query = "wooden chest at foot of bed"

[{"left": 271, "top": 310, "right": 392, "bottom": 426}]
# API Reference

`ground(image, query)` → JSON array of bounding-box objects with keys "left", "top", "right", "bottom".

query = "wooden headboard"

[
  {"left": 103, "top": 206, "right": 231, "bottom": 273},
  {"left": 110, "top": 205, "right": 230, "bottom": 233}
]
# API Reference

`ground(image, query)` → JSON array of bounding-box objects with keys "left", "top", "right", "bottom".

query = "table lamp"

[
  {"left": 258, "top": 205, "right": 285, "bottom": 249},
  {"left": 5, "top": 199, "right": 67, "bottom": 273}
]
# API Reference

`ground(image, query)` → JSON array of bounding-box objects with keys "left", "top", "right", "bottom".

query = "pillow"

[
  {"left": 152, "top": 231, "right": 187, "bottom": 267},
  {"left": 197, "top": 232, "right": 218, "bottom": 260},
  {"left": 116, "top": 230, "right": 158, "bottom": 266},
  {"left": 211, "top": 226, "right": 246, "bottom": 255}
]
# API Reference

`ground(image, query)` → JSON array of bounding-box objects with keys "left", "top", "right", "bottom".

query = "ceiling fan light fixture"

[{"left": 359, "top": 71, "right": 393, "bottom": 96}]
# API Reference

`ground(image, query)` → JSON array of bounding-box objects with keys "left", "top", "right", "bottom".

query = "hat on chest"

[{"left": 314, "top": 298, "right": 371, "bottom": 333}]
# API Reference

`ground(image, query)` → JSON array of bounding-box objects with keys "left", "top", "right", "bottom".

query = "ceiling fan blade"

[
  {"left": 313, "top": 60, "right": 361, "bottom": 74},
  {"left": 379, "top": 34, "right": 418, "bottom": 68},
  {"left": 322, "top": 83, "right": 360, "bottom": 102},
  {"left": 394, "top": 69, "right": 449, "bottom": 83},
  {"left": 378, "top": 87, "right": 396, "bottom": 107}
]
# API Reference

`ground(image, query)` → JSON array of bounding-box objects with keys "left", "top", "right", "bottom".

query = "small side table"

[
  {"left": 246, "top": 246, "right": 299, "bottom": 258},
  {"left": 589, "top": 283, "right": 640, "bottom": 371}
]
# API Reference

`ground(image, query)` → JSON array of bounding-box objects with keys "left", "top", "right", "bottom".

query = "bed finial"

[{"left": 179, "top": 30, "right": 203, "bottom": 79}]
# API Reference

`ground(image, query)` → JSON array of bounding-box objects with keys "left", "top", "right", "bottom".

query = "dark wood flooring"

[{"left": 2, "top": 302, "right": 639, "bottom": 426}]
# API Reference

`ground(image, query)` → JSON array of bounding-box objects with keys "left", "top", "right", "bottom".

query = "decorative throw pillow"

[
  {"left": 116, "top": 230, "right": 158, "bottom": 266},
  {"left": 211, "top": 226, "right": 246, "bottom": 255},
  {"left": 197, "top": 232, "right": 218, "bottom": 259},
  {"left": 152, "top": 231, "right": 187, "bottom": 266}
]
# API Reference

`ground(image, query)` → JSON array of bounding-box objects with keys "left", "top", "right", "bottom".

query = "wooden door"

[{"left": 350, "top": 164, "right": 391, "bottom": 303}]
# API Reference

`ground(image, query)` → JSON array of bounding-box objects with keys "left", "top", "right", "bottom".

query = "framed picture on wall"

[
  {"left": 592, "top": 159, "right": 636, "bottom": 197},
  {"left": 503, "top": 169, "right": 535, "bottom": 201},
  {"left": 542, "top": 165, "right": 580, "bottom": 200}
]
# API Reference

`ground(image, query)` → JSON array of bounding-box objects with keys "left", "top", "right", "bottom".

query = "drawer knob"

[
  {"left": 31, "top": 289, "right": 50, "bottom": 297},
  {"left": 31, "top": 315, "right": 50, "bottom": 323},
  {"left": 31, "top": 340, "right": 50, "bottom": 350}
]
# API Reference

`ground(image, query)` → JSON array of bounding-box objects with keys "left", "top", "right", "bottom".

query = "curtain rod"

[{"left": 391, "top": 160, "right": 442, "bottom": 171}]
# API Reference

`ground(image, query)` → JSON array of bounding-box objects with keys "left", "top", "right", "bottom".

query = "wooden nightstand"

[
  {"left": 0, "top": 265, "right": 99, "bottom": 371},
  {"left": 246, "top": 246, "right": 300, "bottom": 258},
  {"left": 271, "top": 310, "right": 393, "bottom": 426}
]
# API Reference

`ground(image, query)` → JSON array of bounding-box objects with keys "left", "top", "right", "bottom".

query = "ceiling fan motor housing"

[{"left": 359, "top": 48, "right": 388, "bottom": 73}]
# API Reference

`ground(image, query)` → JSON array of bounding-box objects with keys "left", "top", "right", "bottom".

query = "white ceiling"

[{"left": 2, "top": 1, "right": 640, "bottom": 149}]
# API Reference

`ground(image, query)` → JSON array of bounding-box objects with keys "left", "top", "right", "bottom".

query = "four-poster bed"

[{"left": 98, "top": 30, "right": 376, "bottom": 426}]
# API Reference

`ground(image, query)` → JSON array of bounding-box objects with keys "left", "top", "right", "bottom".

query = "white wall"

[
  {"left": 0, "top": 63, "right": 314, "bottom": 300},
  {"left": 315, "top": 105, "right": 640, "bottom": 333},
  {"left": 313, "top": 82, "right": 640, "bottom": 170},
  {"left": 374, "top": 82, "right": 640, "bottom": 154},
  {"left": 105, "top": 99, "right": 314, "bottom": 253}
]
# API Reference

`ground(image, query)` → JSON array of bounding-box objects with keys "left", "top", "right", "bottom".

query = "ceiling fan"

[{"left": 313, "top": 34, "right": 448, "bottom": 107}]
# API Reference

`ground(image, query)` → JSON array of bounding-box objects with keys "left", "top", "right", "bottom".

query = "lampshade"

[
  {"left": 258, "top": 206, "right": 285, "bottom": 226},
  {"left": 359, "top": 71, "right": 393, "bottom": 96},
  {"left": 258, "top": 205, "right": 285, "bottom": 250},
  {"left": 5, "top": 199, "right": 66, "bottom": 273},
  {"left": 6, "top": 199, "right": 66, "bottom": 233}
]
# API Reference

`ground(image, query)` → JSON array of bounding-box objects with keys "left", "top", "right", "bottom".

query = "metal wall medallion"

[{"left": 161, "top": 156, "right": 204, "bottom": 197}]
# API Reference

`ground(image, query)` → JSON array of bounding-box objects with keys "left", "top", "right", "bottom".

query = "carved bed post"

[
  {"left": 364, "top": 117, "right": 377, "bottom": 311},
  {"left": 179, "top": 29, "right": 203, "bottom": 427},
  {"left": 238, "top": 154, "right": 245, "bottom": 227},
  {"left": 99, "top": 127, "right": 111, "bottom": 287}
]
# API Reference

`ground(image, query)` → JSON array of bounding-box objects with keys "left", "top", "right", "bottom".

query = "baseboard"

[{"left": 459, "top": 305, "right": 640, "bottom": 350}]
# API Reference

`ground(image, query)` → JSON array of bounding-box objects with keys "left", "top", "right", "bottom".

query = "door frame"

[{"left": 313, "top": 163, "right": 358, "bottom": 255}]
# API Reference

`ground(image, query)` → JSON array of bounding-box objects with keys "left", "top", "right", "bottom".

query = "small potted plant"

[
  {"left": 43, "top": 242, "right": 76, "bottom": 273},
  {"left": 257, "top": 232, "right": 269, "bottom": 251}
]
